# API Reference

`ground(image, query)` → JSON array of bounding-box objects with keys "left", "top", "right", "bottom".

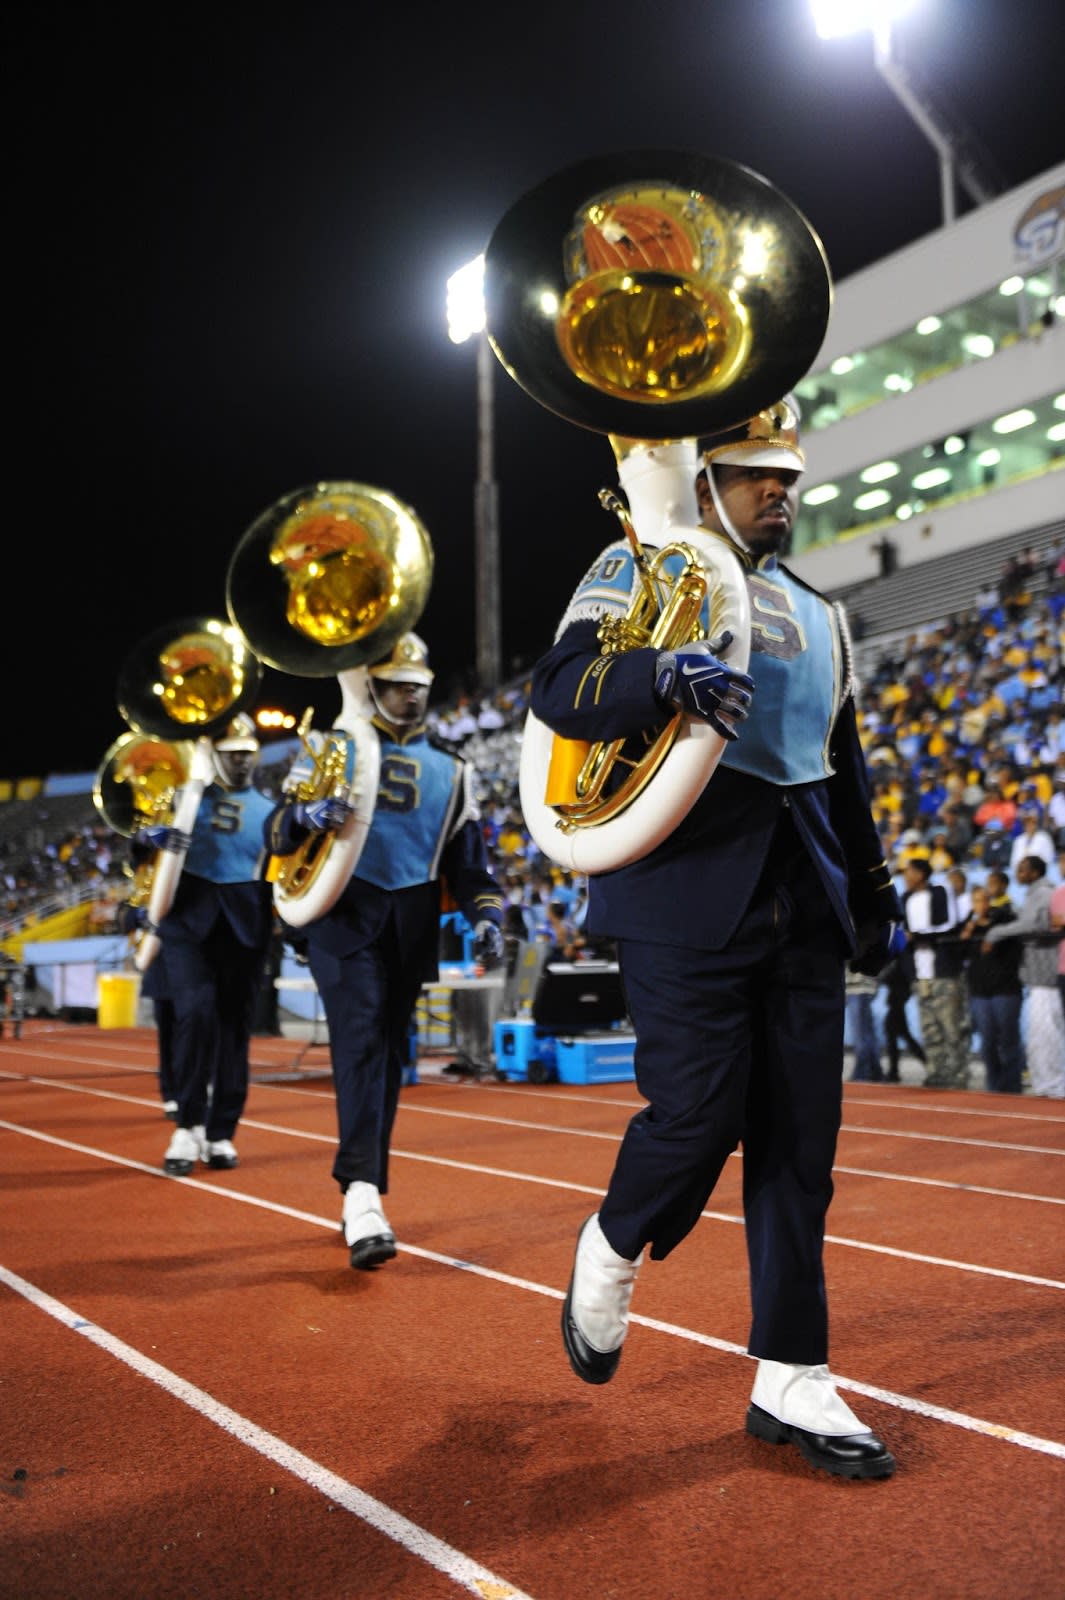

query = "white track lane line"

[
  {"left": 8, "top": 1065, "right": 1065, "bottom": 1162},
  {"left": 468, "top": 1078, "right": 1065, "bottom": 1126},
  {"left": 2, "top": 1120, "right": 1064, "bottom": 1463},
  {"left": 4, "top": 1077, "right": 1065, "bottom": 1279},
  {"left": 6, "top": 1040, "right": 1065, "bottom": 1130},
  {"left": 5, "top": 1072, "right": 1065, "bottom": 1213},
  {"left": 398, "top": 1101, "right": 1065, "bottom": 1159},
  {"left": 0, "top": 1263, "right": 536, "bottom": 1600}
]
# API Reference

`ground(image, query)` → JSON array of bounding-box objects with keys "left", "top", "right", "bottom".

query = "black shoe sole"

[
  {"left": 745, "top": 1404, "right": 896, "bottom": 1479},
  {"left": 349, "top": 1235, "right": 397, "bottom": 1270},
  {"left": 205, "top": 1156, "right": 239, "bottom": 1170},
  {"left": 561, "top": 1286, "right": 622, "bottom": 1384},
  {"left": 163, "top": 1160, "right": 195, "bottom": 1176}
]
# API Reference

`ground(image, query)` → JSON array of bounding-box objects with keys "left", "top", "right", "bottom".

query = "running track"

[{"left": 2, "top": 1021, "right": 1063, "bottom": 1599}]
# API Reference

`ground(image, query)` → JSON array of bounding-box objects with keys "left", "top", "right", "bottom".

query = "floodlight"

[{"left": 810, "top": 0, "right": 918, "bottom": 40}]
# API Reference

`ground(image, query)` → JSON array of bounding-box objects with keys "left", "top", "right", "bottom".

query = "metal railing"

[{"left": 0, "top": 874, "right": 130, "bottom": 943}]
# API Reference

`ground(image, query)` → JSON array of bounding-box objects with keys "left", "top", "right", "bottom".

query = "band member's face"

[
  {"left": 699, "top": 464, "right": 801, "bottom": 555},
  {"left": 214, "top": 748, "right": 257, "bottom": 789},
  {"left": 374, "top": 679, "right": 429, "bottom": 728}
]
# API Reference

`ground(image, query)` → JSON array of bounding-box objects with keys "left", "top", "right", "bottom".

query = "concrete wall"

[
  {"left": 816, "top": 163, "right": 1065, "bottom": 362},
  {"left": 791, "top": 470, "right": 1064, "bottom": 593},
  {"left": 20, "top": 935, "right": 131, "bottom": 1012}
]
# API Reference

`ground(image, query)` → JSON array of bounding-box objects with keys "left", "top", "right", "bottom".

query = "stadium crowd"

[{"left": 3, "top": 546, "right": 1064, "bottom": 1091}]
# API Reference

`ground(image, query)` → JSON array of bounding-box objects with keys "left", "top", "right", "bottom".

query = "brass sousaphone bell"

[
  {"left": 94, "top": 730, "right": 195, "bottom": 845},
  {"left": 483, "top": 150, "right": 833, "bottom": 873},
  {"left": 93, "top": 731, "right": 195, "bottom": 912},
  {"left": 111, "top": 616, "right": 264, "bottom": 965},
  {"left": 225, "top": 481, "right": 435, "bottom": 924},
  {"left": 484, "top": 148, "right": 831, "bottom": 440},
  {"left": 225, "top": 482, "right": 433, "bottom": 679},
  {"left": 117, "top": 615, "right": 263, "bottom": 744}
]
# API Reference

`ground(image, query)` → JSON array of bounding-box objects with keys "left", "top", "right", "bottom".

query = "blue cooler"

[
  {"left": 493, "top": 1018, "right": 558, "bottom": 1083},
  {"left": 554, "top": 1031, "right": 637, "bottom": 1084}
]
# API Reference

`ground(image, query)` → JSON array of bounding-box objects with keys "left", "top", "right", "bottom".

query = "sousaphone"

[
  {"left": 114, "top": 616, "right": 263, "bottom": 967},
  {"left": 94, "top": 730, "right": 195, "bottom": 850},
  {"left": 226, "top": 481, "right": 434, "bottom": 925},
  {"left": 483, "top": 149, "right": 832, "bottom": 872},
  {"left": 93, "top": 730, "right": 194, "bottom": 966}
]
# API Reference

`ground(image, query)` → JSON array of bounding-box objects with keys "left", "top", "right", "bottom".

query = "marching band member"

[
  {"left": 263, "top": 632, "right": 504, "bottom": 1270},
  {"left": 136, "top": 714, "right": 276, "bottom": 1175},
  {"left": 530, "top": 398, "right": 904, "bottom": 1479}
]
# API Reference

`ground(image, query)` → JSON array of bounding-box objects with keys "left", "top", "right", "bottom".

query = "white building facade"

[{"left": 789, "top": 161, "right": 1064, "bottom": 598}]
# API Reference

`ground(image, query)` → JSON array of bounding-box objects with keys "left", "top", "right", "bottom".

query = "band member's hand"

[
  {"left": 849, "top": 920, "right": 906, "bottom": 977},
  {"left": 138, "top": 824, "right": 192, "bottom": 854},
  {"left": 117, "top": 903, "right": 149, "bottom": 934},
  {"left": 471, "top": 920, "right": 505, "bottom": 971},
  {"left": 292, "top": 797, "right": 354, "bottom": 832},
  {"left": 653, "top": 640, "right": 754, "bottom": 740}
]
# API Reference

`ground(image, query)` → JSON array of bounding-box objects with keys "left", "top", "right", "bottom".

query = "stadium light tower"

[
  {"left": 446, "top": 253, "right": 501, "bottom": 690},
  {"left": 811, "top": 0, "right": 999, "bottom": 226}
]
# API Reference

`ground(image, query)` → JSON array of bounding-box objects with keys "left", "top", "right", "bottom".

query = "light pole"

[
  {"left": 811, "top": 0, "right": 999, "bottom": 227},
  {"left": 446, "top": 254, "right": 501, "bottom": 691}
]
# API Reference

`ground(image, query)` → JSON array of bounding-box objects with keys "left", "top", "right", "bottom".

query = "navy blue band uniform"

[
  {"left": 531, "top": 535, "right": 900, "bottom": 1362},
  {"left": 140, "top": 780, "right": 276, "bottom": 1143}
]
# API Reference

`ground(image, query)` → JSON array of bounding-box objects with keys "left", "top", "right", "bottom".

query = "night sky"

[{"left": 7, "top": 0, "right": 1063, "bottom": 780}]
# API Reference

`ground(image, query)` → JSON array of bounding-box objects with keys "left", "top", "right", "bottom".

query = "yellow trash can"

[{"left": 97, "top": 971, "right": 141, "bottom": 1029}]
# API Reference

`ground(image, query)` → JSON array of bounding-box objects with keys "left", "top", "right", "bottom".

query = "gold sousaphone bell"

[
  {"left": 483, "top": 147, "right": 831, "bottom": 440},
  {"left": 104, "top": 616, "right": 264, "bottom": 950},
  {"left": 93, "top": 731, "right": 194, "bottom": 841},
  {"left": 225, "top": 481, "right": 434, "bottom": 678},
  {"left": 93, "top": 731, "right": 195, "bottom": 912},
  {"left": 116, "top": 615, "right": 264, "bottom": 742}
]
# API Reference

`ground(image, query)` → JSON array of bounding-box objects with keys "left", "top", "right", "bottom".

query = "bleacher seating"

[
  {"left": 0, "top": 792, "right": 126, "bottom": 949},
  {"left": 828, "top": 518, "right": 1063, "bottom": 660},
  {"left": 2, "top": 521, "right": 1062, "bottom": 987},
  {"left": 0, "top": 791, "right": 99, "bottom": 859}
]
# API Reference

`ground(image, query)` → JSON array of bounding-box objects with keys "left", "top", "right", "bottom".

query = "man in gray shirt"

[{"left": 983, "top": 856, "right": 1065, "bottom": 1098}]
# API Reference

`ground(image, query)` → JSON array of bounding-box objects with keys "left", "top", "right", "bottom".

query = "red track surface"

[{"left": 2, "top": 1022, "right": 1063, "bottom": 1599}]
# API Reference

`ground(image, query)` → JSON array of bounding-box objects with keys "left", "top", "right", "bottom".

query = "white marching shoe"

[
  {"left": 561, "top": 1213, "right": 643, "bottom": 1385},
  {"left": 746, "top": 1360, "right": 896, "bottom": 1479},
  {"left": 202, "top": 1138, "right": 238, "bottom": 1171},
  {"left": 163, "top": 1125, "right": 206, "bottom": 1176},
  {"left": 341, "top": 1181, "right": 397, "bottom": 1271}
]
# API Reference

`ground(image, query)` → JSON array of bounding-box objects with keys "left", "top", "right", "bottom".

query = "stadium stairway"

[{"left": 827, "top": 516, "right": 1063, "bottom": 674}]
